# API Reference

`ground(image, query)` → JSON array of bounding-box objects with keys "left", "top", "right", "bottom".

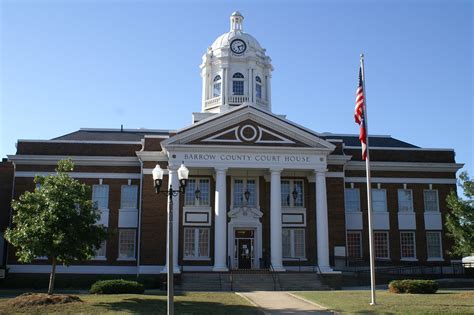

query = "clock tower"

[{"left": 200, "top": 12, "right": 273, "bottom": 114}]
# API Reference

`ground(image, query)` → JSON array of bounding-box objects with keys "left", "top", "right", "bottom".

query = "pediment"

[{"left": 162, "top": 105, "right": 335, "bottom": 151}]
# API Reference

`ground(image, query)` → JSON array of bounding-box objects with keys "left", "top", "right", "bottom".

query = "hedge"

[
  {"left": 388, "top": 280, "right": 438, "bottom": 294},
  {"left": 90, "top": 279, "right": 145, "bottom": 294}
]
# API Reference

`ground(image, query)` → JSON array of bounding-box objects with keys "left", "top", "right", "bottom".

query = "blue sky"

[{"left": 1, "top": 0, "right": 472, "bottom": 177}]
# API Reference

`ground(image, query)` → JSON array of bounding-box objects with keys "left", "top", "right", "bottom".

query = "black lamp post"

[{"left": 152, "top": 163, "right": 189, "bottom": 315}]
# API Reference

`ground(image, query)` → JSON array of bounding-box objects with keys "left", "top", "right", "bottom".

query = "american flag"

[{"left": 355, "top": 67, "right": 367, "bottom": 160}]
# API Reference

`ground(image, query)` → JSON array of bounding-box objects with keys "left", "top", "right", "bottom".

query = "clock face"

[{"left": 230, "top": 39, "right": 247, "bottom": 55}]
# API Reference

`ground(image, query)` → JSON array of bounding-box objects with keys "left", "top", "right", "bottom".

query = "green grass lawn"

[
  {"left": 295, "top": 290, "right": 474, "bottom": 314},
  {"left": 0, "top": 291, "right": 261, "bottom": 314}
]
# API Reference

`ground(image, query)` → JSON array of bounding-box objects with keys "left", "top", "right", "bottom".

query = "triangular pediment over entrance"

[{"left": 161, "top": 105, "right": 335, "bottom": 151}]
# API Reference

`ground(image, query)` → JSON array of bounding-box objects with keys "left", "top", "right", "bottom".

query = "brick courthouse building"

[{"left": 1, "top": 12, "right": 463, "bottom": 277}]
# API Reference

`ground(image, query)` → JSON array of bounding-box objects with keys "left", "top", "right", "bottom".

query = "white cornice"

[
  {"left": 8, "top": 155, "right": 140, "bottom": 166},
  {"left": 17, "top": 139, "right": 142, "bottom": 145},
  {"left": 346, "top": 161, "right": 464, "bottom": 172},
  {"left": 135, "top": 151, "right": 168, "bottom": 162},
  {"left": 345, "top": 177, "right": 457, "bottom": 185},
  {"left": 15, "top": 171, "right": 141, "bottom": 179},
  {"left": 164, "top": 144, "right": 332, "bottom": 155},
  {"left": 344, "top": 146, "right": 455, "bottom": 151}
]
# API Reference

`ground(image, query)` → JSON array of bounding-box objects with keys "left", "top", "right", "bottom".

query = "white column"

[
  {"left": 315, "top": 169, "right": 332, "bottom": 273},
  {"left": 270, "top": 168, "right": 285, "bottom": 271},
  {"left": 213, "top": 167, "right": 228, "bottom": 271},
  {"left": 201, "top": 68, "right": 207, "bottom": 111},
  {"left": 162, "top": 167, "right": 180, "bottom": 273}
]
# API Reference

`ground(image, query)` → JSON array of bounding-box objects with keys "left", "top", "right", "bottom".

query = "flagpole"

[{"left": 360, "top": 53, "right": 376, "bottom": 305}]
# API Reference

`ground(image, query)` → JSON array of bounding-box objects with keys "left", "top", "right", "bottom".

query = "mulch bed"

[{"left": 6, "top": 293, "right": 83, "bottom": 308}]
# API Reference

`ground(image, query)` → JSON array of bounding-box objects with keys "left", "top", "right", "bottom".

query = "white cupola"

[{"left": 200, "top": 11, "right": 273, "bottom": 114}]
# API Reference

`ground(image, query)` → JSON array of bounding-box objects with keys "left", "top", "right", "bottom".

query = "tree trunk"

[{"left": 48, "top": 257, "right": 57, "bottom": 295}]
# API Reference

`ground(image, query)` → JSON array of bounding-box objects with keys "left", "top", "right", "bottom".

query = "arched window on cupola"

[
  {"left": 255, "top": 76, "right": 262, "bottom": 99},
  {"left": 213, "top": 75, "right": 222, "bottom": 97},
  {"left": 232, "top": 72, "right": 244, "bottom": 95}
]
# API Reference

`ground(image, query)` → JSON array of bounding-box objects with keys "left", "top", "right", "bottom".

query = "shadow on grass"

[{"left": 95, "top": 297, "right": 261, "bottom": 314}]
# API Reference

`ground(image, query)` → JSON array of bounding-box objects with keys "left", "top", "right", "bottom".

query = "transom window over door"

[
  {"left": 232, "top": 72, "right": 244, "bottom": 95},
  {"left": 233, "top": 178, "right": 257, "bottom": 207}
]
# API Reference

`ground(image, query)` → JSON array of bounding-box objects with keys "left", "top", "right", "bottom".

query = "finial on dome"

[{"left": 230, "top": 11, "right": 244, "bottom": 31}]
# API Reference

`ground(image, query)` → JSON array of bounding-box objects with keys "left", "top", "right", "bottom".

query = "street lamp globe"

[{"left": 152, "top": 164, "right": 164, "bottom": 193}]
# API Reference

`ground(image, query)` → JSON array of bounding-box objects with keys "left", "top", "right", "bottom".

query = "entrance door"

[{"left": 238, "top": 239, "right": 252, "bottom": 269}]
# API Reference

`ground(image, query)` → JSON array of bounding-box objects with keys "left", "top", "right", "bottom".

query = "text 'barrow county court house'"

[{"left": 0, "top": 12, "right": 463, "bottom": 277}]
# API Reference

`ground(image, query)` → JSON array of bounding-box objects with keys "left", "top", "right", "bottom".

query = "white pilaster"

[
  {"left": 213, "top": 167, "right": 228, "bottom": 271},
  {"left": 315, "top": 169, "right": 332, "bottom": 272},
  {"left": 162, "top": 167, "right": 180, "bottom": 273},
  {"left": 270, "top": 168, "right": 285, "bottom": 271}
]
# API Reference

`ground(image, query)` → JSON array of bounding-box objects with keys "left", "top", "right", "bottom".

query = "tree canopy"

[
  {"left": 446, "top": 172, "right": 474, "bottom": 257},
  {"left": 5, "top": 159, "right": 107, "bottom": 293}
]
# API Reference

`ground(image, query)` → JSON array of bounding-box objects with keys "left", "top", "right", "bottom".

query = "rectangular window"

[
  {"left": 282, "top": 228, "right": 305, "bottom": 258},
  {"left": 185, "top": 179, "right": 196, "bottom": 206},
  {"left": 233, "top": 179, "right": 244, "bottom": 207},
  {"left": 398, "top": 189, "right": 414, "bottom": 212},
  {"left": 92, "top": 184, "right": 109, "bottom": 209},
  {"left": 424, "top": 190, "right": 439, "bottom": 212},
  {"left": 184, "top": 228, "right": 210, "bottom": 259},
  {"left": 233, "top": 178, "right": 257, "bottom": 207},
  {"left": 256, "top": 83, "right": 262, "bottom": 98},
  {"left": 121, "top": 185, "right": 138, "bottom": 209},
  {"left": 427, "top": 232, "right": 442, "bottom": 259},
  {"left": 400, "top": 231, "right": 416, "bottom": 259},
  {"left": 233, "top": 81, "right": 244, "bottom": 95},
  {"left": 374, "top": 231, "right": 389, "bottom": 259},
  {"left": 345, "top": 189, "right": 360, "bottom": 212},
  {"left": 346, "top": 231, "right": 362, "bottom": 258},
  {"left": 213, "top": 82, "right": 221, "bottom": 97},
  {"left": 94, "top": 241, "right": 107, "bottom": 259},
  {"left": 281, "top": 180, "right": 304, "bottom": 207},
  {"left": 372, "top": 189, "right": 387, "bottom": 212},
  {"left": 118, "top": 229, "right": 136, "bottom": 259}
]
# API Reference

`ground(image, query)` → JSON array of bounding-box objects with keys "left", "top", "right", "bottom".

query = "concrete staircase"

[
  {"left": 277, "top": 272, "right": 329, "bottom": 291},
  {"left": 176, "top": 272, "right": 231, "bottom": 291},
  {"left": 177, "top": 271, "right": 329, "bottom": 291}
]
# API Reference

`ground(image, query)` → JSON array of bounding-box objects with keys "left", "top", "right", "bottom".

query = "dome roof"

[{"left": 211, "top": 30, "right": 262, "bottom": 51}]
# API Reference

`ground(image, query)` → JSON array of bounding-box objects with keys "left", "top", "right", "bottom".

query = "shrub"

[
  {"left": 389, "top": 279, "right": 438, "bottom": 294},
  {"left": 90, "top": 279, "right": 145, "bottom": 294}
]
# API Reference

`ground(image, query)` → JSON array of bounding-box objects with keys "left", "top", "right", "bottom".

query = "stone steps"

[{"left": 176, "top": 272, "right": 329, "bottom": 291}]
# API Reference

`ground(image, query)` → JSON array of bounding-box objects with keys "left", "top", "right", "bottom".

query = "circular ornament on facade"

[
  {"left": 230, "top": 39, "right": 247, "bottom": 55},
  {"left": 239, "top": 124, "right": 258, "bottom": 142}
]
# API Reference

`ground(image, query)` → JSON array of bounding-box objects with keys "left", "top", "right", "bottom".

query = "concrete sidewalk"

[{"left": 240, "top": 291, "right": 332, "bottom": 315}]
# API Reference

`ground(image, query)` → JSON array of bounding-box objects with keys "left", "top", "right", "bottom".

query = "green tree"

[
  {"left": 4, "top": 159, "right": 107, "bottom": 295},
  {"left": 446, "top": 171, "right": 474, "bottom": 257}
]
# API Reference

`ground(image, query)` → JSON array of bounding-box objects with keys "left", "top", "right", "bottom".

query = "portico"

[{"left": 156, "top": 104, "right": 336, "bottom": 273}]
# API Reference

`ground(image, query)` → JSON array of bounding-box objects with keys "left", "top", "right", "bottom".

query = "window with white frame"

[
  {"left": 255, "top": 76, "right": 262, "bottom": 99},
  {"left": 372, "top": 189, "right": 387, "bottom": 212},
  {"left": 426, "top": 231, "right": 442, "bottom": 259},
  {"left": 92, "top": 184, "right": 109, "bottom": 209},
  {"left": 121, "top": 185, "right": 138, "bottom": 209},
  {"left": 424, "top": 190, "right": 439, "bottom": 212},
  {"left": 185, "top": 178, "right": 210, "bottom": 206},
  {"left": 345, "top": 188, "right": 361, "bottom": 212},
  {"left": 94, "top": 240, "right": 107, "bottom": 259},
  {"left": 233, "top": 178, "right": 257, "bottom": 207},
  {"left": 118, "top": 229, "right": 136, "bottom": 259},
  {"left": 374, "top": 231, "right": 389, "bottom": 259},
  {"left": 281, "top": 179, "right": 304, "bottom": 207},
  {"left": 184, "top": 228, "right": 210, "bottom": 259},
  {"left": 232, "top": 72, "right": 244, "bottom": 95},
  {"left": 282, "top": 228, "right": 305, "bottom": 258},
  {"left": 213, "top": 75, "right": 221, "bottom": 97},
  {"left": 346, "top": 231, "right": 362, "bottom": 258},
  {"left": 400, "top": 231, "right": 416, "bottom": 259},
  {"left": 398, "top": 189, "right": 414, "bottom": 212}
]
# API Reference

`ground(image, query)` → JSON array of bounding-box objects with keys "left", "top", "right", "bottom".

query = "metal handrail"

[{"left": 268, "top": 262, "right": 278, "bottom": 291}]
